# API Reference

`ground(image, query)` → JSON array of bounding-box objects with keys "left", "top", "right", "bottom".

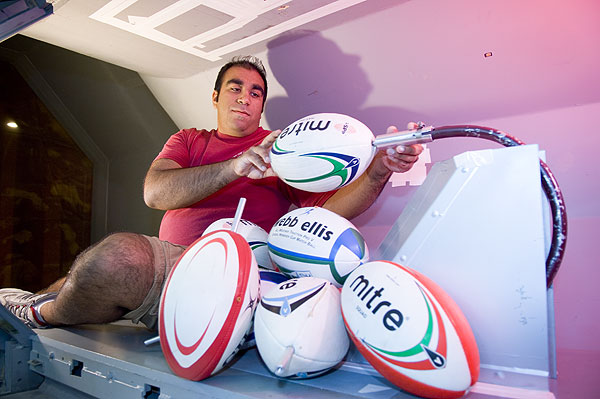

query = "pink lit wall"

[
  {"left": 352, "top": 102, "right": 600, "bottom": 356},
  {"left": 142, "top": 0, "right": 600, "bottom": 364}
]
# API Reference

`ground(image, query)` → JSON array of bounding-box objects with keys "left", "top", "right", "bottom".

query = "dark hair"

[{"left": 213, "top": 56, "right": 268, "bottom": 108}]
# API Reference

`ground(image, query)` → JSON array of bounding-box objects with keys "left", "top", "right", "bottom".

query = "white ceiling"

[
  {"left": 21, "top": 0, "right": 401, "bottom": 78},
  {"left": 16, "top": 0, "right": 600, "bottom": 131}
]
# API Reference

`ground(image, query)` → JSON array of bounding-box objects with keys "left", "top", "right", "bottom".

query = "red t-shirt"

[{"left": 155, "top": 127, "right": 335, "bottom": 245}]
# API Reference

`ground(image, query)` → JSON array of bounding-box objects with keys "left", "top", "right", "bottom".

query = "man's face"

[{"left": 212, "top": 66, "right": 266, "bottom": 137}]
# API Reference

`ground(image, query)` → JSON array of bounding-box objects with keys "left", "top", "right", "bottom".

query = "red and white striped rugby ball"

[
  {"left": 159, "top": 230, "right": 260, "bottom": 380},
  {"left": 270, "top": 113, "right": 376, "bottom": 192},
  {"left": 341, "top": 261, "right": 479, "bottom": 399}
]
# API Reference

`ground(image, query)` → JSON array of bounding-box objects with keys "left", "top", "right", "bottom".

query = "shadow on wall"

[
  {"left": 263, "top": 31, "right": 429, "bottom": 247},
  {"left": 264, "top": 30, "right": 428, "bottom": 134}
]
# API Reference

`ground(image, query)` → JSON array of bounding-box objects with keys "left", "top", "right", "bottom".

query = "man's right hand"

[
  {"left": 232, "top": 130, "right": 281, "bottom": 179},
  {"left": 144, "top": 130, "right": 282, "bottom": 210}
]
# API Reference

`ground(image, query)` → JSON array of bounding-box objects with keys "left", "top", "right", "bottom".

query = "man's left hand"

[{"left": 379, "top": 125, "right": 424, "bottom": 173}]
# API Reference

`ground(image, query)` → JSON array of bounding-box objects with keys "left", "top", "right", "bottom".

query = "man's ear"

[{"left": 212, "top": 90, "right": 219, "bottom": 107}]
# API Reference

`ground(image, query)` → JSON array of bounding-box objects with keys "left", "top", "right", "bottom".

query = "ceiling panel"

[
  {"left": 18, "top": 0, "right": 398, "bottom": 77},
  {"left": 89, "top": 0, "right": 367, "bottom": 61}
]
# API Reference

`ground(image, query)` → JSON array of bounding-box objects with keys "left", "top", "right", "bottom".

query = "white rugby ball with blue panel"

[
  {"left": 240, "top": 270, "right": 290, "bottom": 350},
  {"left": 267, "top": 207, "right": 369, "bottom": 287},
  {"left": 203, "top": 217, "right": 274, "bottom": 270},
  {"left": 254, "top": 277, "right": 349, "bottom": 378},
  {"left": 259, "top": 270, "right": 290, "bottom": 297},
  {"left": 271, "top": 113, "right": 376, "bottom": 192}
]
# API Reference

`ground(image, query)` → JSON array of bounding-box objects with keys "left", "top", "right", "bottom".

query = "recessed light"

[
  {"left": 484, "top": 52, "right": 493, "bottom": 58},
  {"left": 7, "top": 122, "right": 18, "bottom": 128}
]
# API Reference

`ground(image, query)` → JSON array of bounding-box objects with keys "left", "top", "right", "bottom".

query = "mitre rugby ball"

[
  {"left": 240, "top": 270, "right": 290, "bottom": 350},
  {"left": 341, "top": 261, "right": 479, "bottom": 399},
  {"left": 267, "top": 206, "right": 369, "bottom": 287},
  {"left": 254, "top": 277, "right": 349, "bottom": 378},
  {"left": 203, "top": 218, "right": 274, "bottom": 270},
  {"left": 159, "top": 230, "right": 260, "bottom": 381},
  {"left": 271, "top": 113, "right": 376, "bottom": 192}
]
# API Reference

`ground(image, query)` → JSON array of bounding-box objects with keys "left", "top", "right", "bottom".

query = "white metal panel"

[{"left": 376, "top": 145, "right": 551, "bottom": 375}]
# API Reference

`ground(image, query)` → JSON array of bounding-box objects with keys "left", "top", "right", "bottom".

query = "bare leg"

[{"left": 40, "top": 233, "right": 155, "bottom": 326}]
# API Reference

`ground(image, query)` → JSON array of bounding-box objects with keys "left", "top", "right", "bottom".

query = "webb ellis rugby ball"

[
  {"left": 270, "top": 113, "right": 376, "bottom": 192},
  {"left": 254, "top": 277, "right": 349, "bottom": 378},
  {"left": 267, "top": 206, "right": 369, "bottom": 287},
  {"left": 159, "top": 230, "right": 260, "bottom": 380},
  {"left": 341, "top": 261, "right": 479, "bottom": 399}
]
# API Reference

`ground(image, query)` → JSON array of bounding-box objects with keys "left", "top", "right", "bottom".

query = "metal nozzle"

[
  {"left": 275, "top": 346, "right": 295, "bottom": 376},
  {"left": 372, "top": 126, "right": 434, "bottom": 149}
]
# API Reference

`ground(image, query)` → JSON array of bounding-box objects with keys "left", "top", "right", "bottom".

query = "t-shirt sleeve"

[
  {"left": 278, "top": 179, "right": 337, "bottom": 208},
  {"left": 155, "top": 129, "right": 194, "bottom": 168}
]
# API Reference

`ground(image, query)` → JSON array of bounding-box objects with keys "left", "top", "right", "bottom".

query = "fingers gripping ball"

[
  {"left": 203, "top": 218, "right": 274, "bottom": 270},
  {"left": 270, "top": 113, "right": 376, "bottom": 192},
  {"left": 254, "top": 277, "right": 350, "bottom": 378},
  {"left": 341, "top": 261, "right": 480, "bottom": 399},
  {"left": 267, "top": 207, "right": 369, "bottom": 288}
]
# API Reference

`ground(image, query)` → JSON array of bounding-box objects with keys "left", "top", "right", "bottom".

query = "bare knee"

[
  {"left": 74, "top": 233, "right": 154, "bottom": 278},
  {"left": 60, "top": 233, "right": 155, "bottom": 315}
]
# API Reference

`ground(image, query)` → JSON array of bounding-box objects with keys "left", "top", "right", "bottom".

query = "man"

[
  {"left": 0, "top": 56, "right": 422, "bottom": 331},
  {"left": 143, "top": 56, "right": 335, "bottom": 246}
]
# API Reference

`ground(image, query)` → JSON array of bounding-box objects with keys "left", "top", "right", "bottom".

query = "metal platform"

[
  {"left": 0, "top": 316, "right": 560, "bottom": 399},
  {"left": 0, "top": 146, "right": 563, "bottom": 398}
]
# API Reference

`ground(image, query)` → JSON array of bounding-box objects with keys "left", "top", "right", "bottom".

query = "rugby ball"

[
  {"left": 271, "top": 113, "right": 376, "bottom": 192},
  {"left": 239, "top": 270, "right": 290, "bottom": 350},
  {"left": 203, "top": 217, "right": 274, "bottom": 270},
  {"left": 341, "top": 261, "right": 479, "bottom": 399},
  {"left": 159, "top": 230, "right": 260, "bottom": 380},
  {"left": 259, "top": 270, "right": 291, "bottom": 297},
  {"left": 254, "top": 277, "right": 349, "bottom": 378},
  {"left": 267, "top": 206, "right": 369, "bottom": 287}
]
